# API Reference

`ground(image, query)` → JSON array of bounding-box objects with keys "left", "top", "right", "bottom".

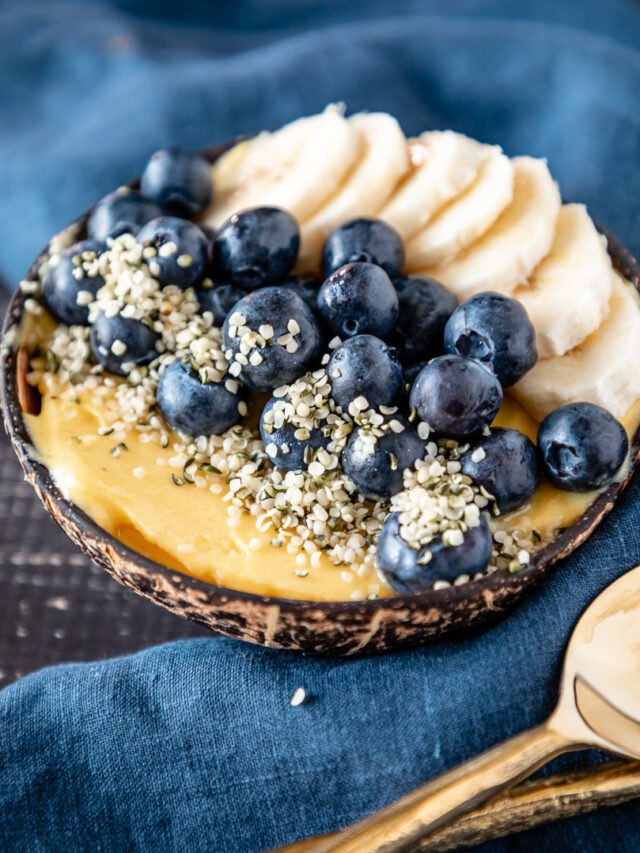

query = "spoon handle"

[{"left": 284, "top": 723, "right": 571, "bottom": 853}]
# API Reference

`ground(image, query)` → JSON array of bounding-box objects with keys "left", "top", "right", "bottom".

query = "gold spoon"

[{"left": 273, "top": 564, "right": 640, "bottom": 853}]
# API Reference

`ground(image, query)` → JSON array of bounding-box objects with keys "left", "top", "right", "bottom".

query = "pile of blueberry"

[{"left": 41, "top": 146, "right": 630, "bottom": 593}]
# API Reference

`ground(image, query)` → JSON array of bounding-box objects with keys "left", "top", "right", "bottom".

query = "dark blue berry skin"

[
  {"left": 460, "top": 427, "right": 539, "bottom": 513},
  {"left": 328, "top": 335, "right": 404, "bottom": 412},
  {"left": 214, "top": 207, "right": 300, "bottom": 289},
  {"left": 341, "top": 418, "right": 425, "bottom": 500},
  {"left": 90, "top": 312, "right": 159, "bottom": 376},
  {"left": 197, "top": 283, "right": 247, "bottom": 327},
  {"left": 283, "top": 275, "right": 322, "bottom": 312},
  {"left": 377, "top": 513, "right": 492, "bottom": 593},
  {"left": 284, "top": 276, "right": 331, "bottom": 341},
  {"left": 43, "top": 240, "right": 105, "bottom": 325},
  {"left": 389, "top": 276, "right": 457, "bottom": 365},
  {"left": 410, "top": 354, "right": 503, "bottom": 439},
  {"left": 140, "top": 148, "right": 213, "bottom": 218},
  {"left": 259, "top": 397, "right": 329, "bottom": 471},
  {"left": 137, "top": 216, "right": 208, "bottom": 290},
  {"left": 87, "top": 191, "right": 163, "bottom": 241},
  {"left": 198, "top": 223, "right": 217, "bottom": 270},
  {"left": 317, "top": 262, "right": 399, "bottom": 338},
  {"left": 156, "top": 359, "right": 244, "bottom": 437},
  {"left": 444, "top": 292, "right": 537, "bottom": 387},
  {"left": 538, "top": 403, "right": 628, "bottom": 492},
  {"left": 222, "top": 287, "right": 323, "bottom": 392},
  {"left": 322, "top": 217, "right": 405, "bottom": 278}
]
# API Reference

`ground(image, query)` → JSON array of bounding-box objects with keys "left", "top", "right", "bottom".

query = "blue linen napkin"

[{"left": 2, "top": 1, "right": 640, "bottom": 850}]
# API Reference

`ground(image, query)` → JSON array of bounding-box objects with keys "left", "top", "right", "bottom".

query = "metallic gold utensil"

[
  {"left": 279, "top": 761, "right": 640, "bottom": 853},
  {"left": 273, "top": 564, "right": 640, "bottom": 852}
]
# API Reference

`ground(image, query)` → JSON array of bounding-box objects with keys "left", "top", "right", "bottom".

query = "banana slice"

[
  {"left": 514, "top": 205, "right": 613, "bottom": 359},
  {"left": 404, "top": 146, "right": 514, "bottom": 269},
  {"left": 513, "top": 275, "right": 640, "bottom": 421},
  {"left": 205, "top": 105, "right": 362, "bottom": 228},
  {"left": 295, "top": 112, "right": 409, "bottom": 272},
  {"left": 378, "top": 131, "right": 486, "bottom": 241},
  {"left": 419, "top": 157, "right": 561, "bottom": 298}
]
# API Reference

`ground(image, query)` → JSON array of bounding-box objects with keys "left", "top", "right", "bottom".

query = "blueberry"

[
  {"left": 460, "top": 427, "right": 539, "bottom": 513},
  {"left": 87, "top": 190, "right": 163, "bottom": 241},
  {"left": 538, "top": 403, "right": 628, "bottom": 491},
  {"left": 90, "top": 312, "right": 159, "bottom": 376},
  {"left": 377, "top": 513, "right": 493, "bottom": 593},
  {"left": 444, "top": 292, "right": 537, "bottom": 386},
  {"left": 341, "top": 418, "right": 425, "bottom": 500},
  {"left": 410, "top": 354, "right": 503, "bottom": 439},
  {"left": 327, "top": 335, "right": 404, "bottom": 412},
  {"left": 140, "top": 148, "right": 213, "bottom": 218},
  {"left": 388, "top": 276, "right": 457, "bottom": 365},
  {"left": 317, "top": 262, "right": 399, "bottom": 338},
  {"left": 283, "top": 275, "right": 322, "bottom": 312},
  {"left": 137, "top": 216, "right": 208, "bottom": 290},
  {"left": 284, "top": 276, "right": 331, "bottom": 340},
  {"left": 222, "top": 287, "right": 323, "bottom": 392},
  {"left": 197, "top": 283, "right": 247, "bottom": 327},
  {"left": 156, "top": 359, "right": 244, "bottom": 437},
  {"left": 42, "top": 240, "right": 105, "bottom": 325},
  {"left": 198, "top": 223, "right": 217, "bottom": 270},
  {"left": 214, "top": 207, "right": 300, "bottom": 289},
  {"left": 259, "top": 396, "right": 329, "bottom": 471},
  {"left": 323, "top": 217, "right": 405, "bottom": 277}
]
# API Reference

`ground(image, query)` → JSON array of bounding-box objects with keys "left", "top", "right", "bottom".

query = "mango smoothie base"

[
  {"left": 12, "top": 107, "right": 640, "bottom": 604},
  {"left": 19, "top": 304, "right": 640, "bottom": 603}
]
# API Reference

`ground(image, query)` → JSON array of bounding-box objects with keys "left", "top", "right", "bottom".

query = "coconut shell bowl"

[{"left": 2, "top": 140, "right": 640, "bottom": 657}]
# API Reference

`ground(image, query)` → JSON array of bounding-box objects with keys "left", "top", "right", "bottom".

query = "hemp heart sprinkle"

[{"left": 25, "top": 232, "right": 539, "bottom": 593}]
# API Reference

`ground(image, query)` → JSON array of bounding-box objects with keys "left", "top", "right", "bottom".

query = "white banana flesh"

[
  {"left": 513, "top": 276, "right": 640, "bottom": 421},
  {"left": 205, "top": 105, "right": 362, "bottom": 228},
  {"left": 514, "top": 204, "right": 613, "bottom": 359},
  {"left": 405, "top": 145, "right": 514, "bottom": 269},
  {"left": 295, "top": 112, "right": 410, "bottom": 272},
  {"left": 377, "top": 130, "right": 486, "bottom": 241},
  {"left": 418, "top": 156, "right": 561, "bottom": 298}
]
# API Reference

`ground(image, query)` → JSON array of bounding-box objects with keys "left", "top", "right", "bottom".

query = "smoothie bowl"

[{"left": 3, "top": 107, "right": 640, "bottom": 655}]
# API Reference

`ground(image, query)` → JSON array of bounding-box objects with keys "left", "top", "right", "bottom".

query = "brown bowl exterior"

[{"left": 2, "top": 140, "right": 640, "bottom": 656}]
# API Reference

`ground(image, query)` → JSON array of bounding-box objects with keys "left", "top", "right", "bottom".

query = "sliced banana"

[
  {"left": 513, "top": 275, "right": 640, "bottom": 421},
  {"left": 419, "top": 157, "right": 561, "bottom": 298},
  {"left": 514, "top": 205, "right": 613, "bottom": 359},
  {"left": 295, "top": 112, "right": 409, "bottom": 272},
  {"left": 377, "top": 131, "right": 486, "bottom": 242},
  {"left": 205, "top": 105, "right": 362, "bottom": 228},
  {"left": 404, "top": 146, "right": 514, "bottom": 269}
]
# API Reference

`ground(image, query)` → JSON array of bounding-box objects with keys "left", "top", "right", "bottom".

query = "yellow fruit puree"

[{"left": 22, "top": 342, "right": 639, "bottom": 601}]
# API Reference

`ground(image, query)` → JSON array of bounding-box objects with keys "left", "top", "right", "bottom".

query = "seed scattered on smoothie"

[
  {"left": 26, "top": 150, "right": 591, "bottom": 601},
  {"left": 470, "top": 447, "right": 487, "bottom": 464}
]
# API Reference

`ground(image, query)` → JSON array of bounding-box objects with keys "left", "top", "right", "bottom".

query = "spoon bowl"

[{"left": 552, "top": 564, "right": 640, "bottom": 759}]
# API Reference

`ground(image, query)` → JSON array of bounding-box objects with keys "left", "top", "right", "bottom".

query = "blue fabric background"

[{"left": 2, "top": 1, "right": 640, "bottom": 850}]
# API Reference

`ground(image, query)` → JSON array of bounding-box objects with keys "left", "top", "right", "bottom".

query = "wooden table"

[{"left": 0, "top": 278, "right": 208, "bottom": 687}]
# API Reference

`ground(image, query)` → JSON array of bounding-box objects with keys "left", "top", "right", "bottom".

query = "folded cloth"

[{"left": 2, "top": 1, "right": 640, "bottom": 851}]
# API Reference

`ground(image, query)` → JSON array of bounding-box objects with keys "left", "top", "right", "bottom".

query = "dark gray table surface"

[{"left": 0, "top": 285, "right": 209, "bottom": 689}]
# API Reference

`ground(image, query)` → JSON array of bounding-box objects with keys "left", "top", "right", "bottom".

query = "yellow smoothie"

[{"left": 22, "top": 353, "right": 639, "bottom": 601}]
